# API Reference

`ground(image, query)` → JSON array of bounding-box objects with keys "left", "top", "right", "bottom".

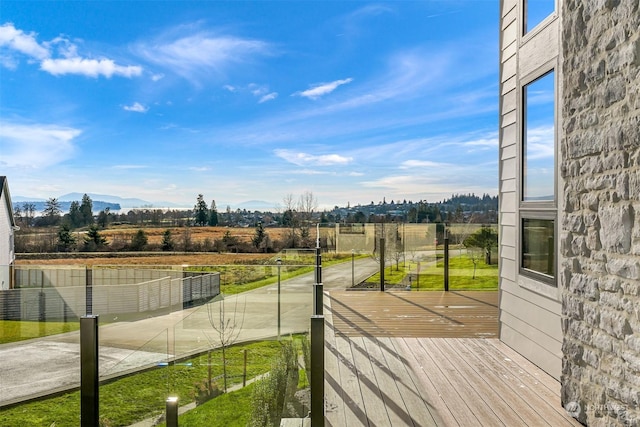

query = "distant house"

[
  {"left": 499, "top": 1, "right": 639, "bottom": 425},
  {"left": 0, "top": 177, "right": 18, "bottom": 290}
]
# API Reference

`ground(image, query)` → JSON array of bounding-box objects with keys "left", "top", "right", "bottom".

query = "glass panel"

[
  {"left": 522, "top": 218, "right": 555, "bottom": 278},
  {"left": 524, "top": 0, "right": 555, "bottom": 33},
  {"left": 523, "top": 71, "right": 555, "bottom": 201}
]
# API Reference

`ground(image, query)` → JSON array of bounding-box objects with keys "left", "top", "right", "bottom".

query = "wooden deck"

[{"left": 323, "top": 291, "right": 580, "bottom": 426}]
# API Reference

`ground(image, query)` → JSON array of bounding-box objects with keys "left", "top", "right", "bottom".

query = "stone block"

[
  {"left": 600, "top": 308, "right": 633, "bottom": 338},
  {"left": 599, "top": 203, "right": 633, "bottom": 253},
  {"left": 607, "top": 257, "right": 640, "bottom": 279}
]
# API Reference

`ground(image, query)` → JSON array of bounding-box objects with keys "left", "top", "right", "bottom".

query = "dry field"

[
  {"left": 105, "top": 226, "right": 291, "bottom": 246},
  {"left": 15, "top": 252, "right": 274, "bottom": 266}
]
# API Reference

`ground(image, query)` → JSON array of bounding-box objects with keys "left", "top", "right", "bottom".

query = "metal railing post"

[
  {"left": 444, "top": 233, "right": 449, "bottom": 292},
  {"left": 166, "top": 396, "right": 178, "bottom": 427},
  {"left": 310, "top": 314, "right": 325, "bottom": 427},
  {"left": 314, "top": 247, "right": 323, "bottom": 315},
  {"left": 80, "top": 315, "right": 99, "bottom": 427},
  {"left": 380, "top": 237, "right": 385, "bottom": 292}
]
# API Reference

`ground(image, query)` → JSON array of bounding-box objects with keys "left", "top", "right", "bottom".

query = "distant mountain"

[{"left": 58, "top": 193, "right": 152, "bottom": 207}]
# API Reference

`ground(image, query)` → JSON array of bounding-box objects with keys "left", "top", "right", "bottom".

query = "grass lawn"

[
  {"left": 159, "top": 382, "right": 257, "bottom": 427},
  {"left": 368, "top": 254, "right": 498, "bottom": 291},
  {"left": 188, "top": 252, "right": 352, "bottom": 295},
  {"left": 0, "top": 340, "right": 285, "bottom": 427},
  {"left": 0, "top": 320, "right": 80, "bottom": 344}
]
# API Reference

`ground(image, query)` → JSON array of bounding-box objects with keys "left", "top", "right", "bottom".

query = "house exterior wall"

[
  {"left": 0, "top": 181, "right": 16, "bottom": 291},
  {"left": 560, "top": 1, "right": 640, "bottom": 425},
  {"left": 498, "top": 0, "right": 564, "bottom": 380}
]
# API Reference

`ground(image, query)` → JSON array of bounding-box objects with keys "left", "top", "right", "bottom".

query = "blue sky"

[{"left": 1, "top": 1, "right": 500, "bottom": 210}]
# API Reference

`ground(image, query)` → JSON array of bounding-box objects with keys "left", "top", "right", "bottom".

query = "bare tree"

[
  {"left": 297, "top": 191, "right": 318, "bottom": 247},
  {"left": 205, "top": 295, "right": 246, "bottom": 392}
]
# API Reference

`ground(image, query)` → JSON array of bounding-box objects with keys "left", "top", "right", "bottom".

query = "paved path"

[{"left": 0, "top": 257, "right": 379, "bottom": 407}]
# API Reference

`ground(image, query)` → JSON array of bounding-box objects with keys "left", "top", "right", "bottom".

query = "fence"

[{"left": 1, "top": 267, "right": 219, "bottom": 320}]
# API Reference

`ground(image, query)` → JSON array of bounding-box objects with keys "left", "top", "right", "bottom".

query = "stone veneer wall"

[{"left": 561, "top": 0, "right": 640, "bottom": 425}]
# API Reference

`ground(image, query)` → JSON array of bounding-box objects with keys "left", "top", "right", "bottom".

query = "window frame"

[{"left": 518, "top": 66, "right": 558, "bottom": 287}]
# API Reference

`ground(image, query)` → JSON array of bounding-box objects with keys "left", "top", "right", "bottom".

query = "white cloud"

[
  {"left": 525, "top": 125, "right": 554, "bottom": 159},
  {"left": 0, "top": 121, "right": 81, "bottom": 168},
  {"left": 134, "top": 30, "right": 272, "bottom": 83},
  {"left": 295, "top": 78, "right": 353, "bottom": 100},
  {"left": 223, "top": 84, "right": 236, "bottom": 92},
  {"left": 112, "top": 164, "right": 147, "bottom": 169},
  {"left": 1, "top": 23, "right": 143, "bottom": 78},
  {"left": 123, "top": 102, "right": 149, "bottom": 113},
  {"left": 400, "top": 160, "right": 451, "bottom": 169},
  {"left": 274, "top": 149, "right": 353, "bottom": 166},
  {"left": 41, "top": 57, "right": 142, "bottom": 78},
  {"left": 0, "top": 23, "right": 49, "bottom": 61},
  {"left": 151, "top": 73, "right": 165, "bottom": 81},
  {"left": 259, "top": 92, "right": 278, "bottom": 103}
]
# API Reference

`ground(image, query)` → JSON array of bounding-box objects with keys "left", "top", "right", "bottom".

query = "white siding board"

[
  {"left": 501, "top": 88, "right": 516, "bottom": 116},
  {"left": 500, "top": 158, "right": 516, "bottom": 181},
  {"left": 500, "top": 225, "right": 516, "bottom": 247},
  {"left": 501, "top": 144, "right": 516, "bottom": 161},
  {"left": 500, "top": 178, "right": 515, "bottom": 193},
  {"left": 501, "top": 212, "right": 516, "bottom": 227},
  {"left": 501, "top": 0, "right": 517, "bottom": 17},
  {"left": 500, "top": 290, "right": 562, "bottom": 341},
  {"left": 501, "top": 55, "right": 516, "bottom": 82},
  {"left": 500, "top": 191, "right": 516, "bottom": 213},
  {"left": 500, "top": 278, "right": 561, "bottom": 315},
  {"left": 502, "top": 110, "right": 517, "bottom": 127},
  {"left": 501, "top": 244, "right": 516, "bottom": 261},
  {"left": 502, "top": 6, "right": 517, "bottom": 30},
  {"left": 500, "top": 324, "right": 561, "bottom": 379},
  {"left": 502, "top": 22, "right": 517, "bottom": 51},
  {"left": 501, "top": 122, "right": 517, "bottom": 147},
  {"left": 501, "top": 75, "right": 516, "bottom": 95}
]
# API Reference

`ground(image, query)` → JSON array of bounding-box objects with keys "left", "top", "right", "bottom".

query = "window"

[
  {"left": 522, "top": 218, "right": 555, "bottom": 278},
  {"left": 520, "top": 70, "right": 556, "bottom": 284},
  {"left": 523, "top": 71, "right": 555, "bottom": 201},
  {"left": 524, "top": 0, "right": 555, "bottom": 34}
]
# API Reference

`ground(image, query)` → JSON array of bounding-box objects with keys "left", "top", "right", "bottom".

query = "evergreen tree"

[
  {"left": 252, "top": 222, "right": 267, "bottom": 250},
  {"left": 57, "top": 223, "right": 76, "bottom": 252},
  {"left": 43, "top": 198, "right": 62, "bottom": 226},
  {"left": 130, "top": 229, "right": 148, "bottom": 251},
  {"left": 208, "top": 199, "right": 219, "bottom": 226},
  {"left": 161, "top": 229, "right": 175, "bottom": 251},
  {"left": 84, "top": 224, "right": 107, "bottom": 251},
  {"left": 80, "top": 194, "right": 94, "bottom": 226},
  {"left": 194, "top": 194, "right": 208, "bottom": 226},
  {"left": 68, "top": 201, "right": 83, "bottom": 228}
]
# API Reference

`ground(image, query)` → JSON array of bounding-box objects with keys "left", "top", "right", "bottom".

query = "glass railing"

[{"left": 1, "top": 258, "right": 316, "bottom": 426}]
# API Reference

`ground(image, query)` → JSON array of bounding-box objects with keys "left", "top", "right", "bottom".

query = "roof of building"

[{"left": 0, "top": 176, "right": 17, "bottom": 227}]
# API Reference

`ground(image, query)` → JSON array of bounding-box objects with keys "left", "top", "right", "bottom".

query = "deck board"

[{"left": 322, "top": 291, "right": 581, "bottom": 427}]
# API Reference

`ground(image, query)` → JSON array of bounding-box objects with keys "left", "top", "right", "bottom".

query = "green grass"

[
  {"left": 161, "top": 382, "right": 257, "bottom": 427},
  {"left": 416, "top": 255, "right": 498, "bottom": 290},
  {"left": 0, "top": 340, "right": 285, "bottom": 427},
  {"left": 367, "top": 254, "right": 498, "bottom": 291},
  {"left": 188, "top": 253, "right": 353, "bottom": 295},
  {"left": 0, "top": 320, "right": 80, "bottom": 344}
]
